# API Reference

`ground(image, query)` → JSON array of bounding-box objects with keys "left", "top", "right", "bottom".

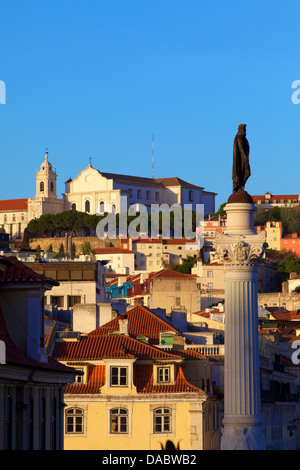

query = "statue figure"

[{"left": 232, "top": 124, "right": 251, "bottom": 192}]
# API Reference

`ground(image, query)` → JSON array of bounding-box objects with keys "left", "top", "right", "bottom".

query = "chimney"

[{"left": 119, "top": 318, "right": 129, "bottom": 335}]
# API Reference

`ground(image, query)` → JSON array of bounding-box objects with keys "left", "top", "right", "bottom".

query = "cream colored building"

[
  {"left": 0, "top": 152, "right": 216, "bottom": 239},
  {"left": 256, "top": 221, "right": 283, "bottom": 252},
  {"left": 131, "top": 237, "right": 200, "bottom": 272},
  {"left": 0, "top": 151, "right": 63, "bottom": 238}
]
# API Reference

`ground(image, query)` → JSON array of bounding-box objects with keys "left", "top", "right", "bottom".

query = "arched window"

[
  {"left": 137, "top": 190, "right": 142, "bottom": 199},
  {"left": 85, "top": 200, "right": 90, "bottom": 213},
  {"left": 65, "top": 408, "right": 84, "bottom": 434},
  {"left": 153, "top": 407, "right": 172, "bottom": 433},
  {"left": 146, "top": 190, "right": 151, "bottom": 201},
  {"left": 71, "top": 203, "right": 76, "bottom": 211},
  {"left": 155, "top": 192, "right": 160, "bottom": 202},
  {"left": 99, "top": 201, "right": 105, "bottom": 213},
  {"left": 189, "top": 190, "right": 194, "bottom": 202},
  {"left": 40, "top": 182, "right": 44, "bottom": 192},
  {"left": 110, "top": 408, "right": 128, "bottom": 434},
  {"left": 50, "top": 182, "right": 54, "bottom": 192},
  {"left": 12, "top": 214, "right": 15, "bottom": 222},
  {"left": 112, "top": 204, "right": 116, "bottom": 214}
]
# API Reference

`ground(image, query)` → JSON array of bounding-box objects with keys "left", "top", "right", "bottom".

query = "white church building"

[{"left": 0, "top": 151, "right": 217, "bottom": 239}]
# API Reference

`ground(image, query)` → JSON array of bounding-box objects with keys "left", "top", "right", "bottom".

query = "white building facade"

[{"left": 0, "top": 152, "right": 216, "bottom": 238}]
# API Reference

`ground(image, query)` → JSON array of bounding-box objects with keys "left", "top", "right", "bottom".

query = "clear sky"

[{"left": 1, "top": 0, "right": 300, "bottom": 209}]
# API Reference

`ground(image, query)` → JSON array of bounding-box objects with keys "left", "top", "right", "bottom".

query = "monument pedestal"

[{"left": 214, "top": 200, "right": 267, "bottom": 450}]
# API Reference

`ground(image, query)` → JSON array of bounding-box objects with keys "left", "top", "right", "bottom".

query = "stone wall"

[{"left": 29, "top": 236, "right": 122, "bottom": 256}]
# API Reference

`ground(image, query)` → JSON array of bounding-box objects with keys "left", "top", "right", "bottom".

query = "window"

[
  {"left": 155, "top": 192, "right": 160, "bottom": 202},
  {"left": 71, "top": 203, "right": 76, "bottom": 211},
  {"left": 154, "top": 408, "right": 171, "bottom": 433},
  {"left": 110, "top": 366, "right": 128, "bottom": 386},
  {"left": 85, "top": 200, "right": 90, "bottom": 213},
  {"left": 157, "top": 367, "right": 170, "bottom": 383},
  {"left": 69, "top": 295, "right": 81, "bottom": 307},
  {"left": 137, "top": 189, "right": 142, "bottom": 199},
  {"left": 175, "top": 297, "right": 181, "bottom": 306},
  {"left": 207, "top": 283, "right": 213, "bottom": 293},
  {"left": 110, "top": 408, "right": 128, "bottom": 434},
  {"left": 189, "top": 190, "right": 194, "bottom": 202},
  {"left": 175, "top": 280, "right": 180, "bottom": 291},
  {"left": 99, "top": 201, "right": 105, "bottom": 213},
  {"left": 207, "top": 271, "right": 213, "bottom": 278},
  {"left": 74, "top": 368, "right": 84, "bottom": 384},
  {"left": 65, "top": 408, "right": 84, "bottom": 434},
  {"left": 146, "top": 190, "right": 151, "bottom": 201},
  {"left": 128, "top": 189, "right": 132, "bottom": 198},
  {"left": 51, "top": 296, "right": 64, "bottom": 308},
  {"left": 50, "top": 182, "right": 54, "bottom": 192},
  {"left": 40, "top": 182, "right": 44, "bottom": 192}
]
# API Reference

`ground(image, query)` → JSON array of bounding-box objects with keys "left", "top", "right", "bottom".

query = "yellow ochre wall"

[{"left": 64, "top": 400, "right": 193, "bottom": 451}]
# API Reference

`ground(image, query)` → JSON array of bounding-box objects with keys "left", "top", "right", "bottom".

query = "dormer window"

[{"left": 110, "top": 366, "right": 128, "bottom": 386}]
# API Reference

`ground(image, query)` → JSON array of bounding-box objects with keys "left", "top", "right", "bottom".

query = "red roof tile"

[
  {"left": 0, "top": 256, "right": 59, "bottom": 286},
  {"left": 53, "top": 333, "right": 183, "bottom": 361},
  {"left": 88, "top": 306, "right": 182, "bottom": 345},
  {"left": 0, "top": 198, "right": 28, "bottom": 211},
  {"left": 133, "top": 364, "right": 203, "bottom": 394},
  {"left": 148, "top": 269, "right": 197, "bottom": 279},
  {"left": 94, "top": 248, "right": 134, "bottom": 254},
  {"left": 273, "top": 311, "right": 300, "bottom": 321}
]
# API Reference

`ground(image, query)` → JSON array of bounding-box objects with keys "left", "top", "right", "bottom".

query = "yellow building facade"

[{"left": 53, "top": 307, "right": 221, "bottom": 450}]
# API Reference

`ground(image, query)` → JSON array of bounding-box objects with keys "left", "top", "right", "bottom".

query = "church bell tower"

[{"left": 35, "top": 149, "right": 57, "bottom": 199}]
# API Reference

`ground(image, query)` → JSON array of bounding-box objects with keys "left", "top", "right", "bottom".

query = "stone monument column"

[
  {"left": 213, "top": 124, "right": 267, "bottom": 450},
  {"left": 214, "top": 200, "right": 267, "bottom": 450}
]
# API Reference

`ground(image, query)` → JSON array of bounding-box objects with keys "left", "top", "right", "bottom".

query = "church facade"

[{"left": 0, "top": 152, "right": 216, "bottom": 239}]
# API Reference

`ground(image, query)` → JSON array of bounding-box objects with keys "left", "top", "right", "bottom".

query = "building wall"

[
  {"left": 63, "top": 396, "right": 208, "bottom": 451},
  {"left": 150, "top": 278, "right": 200, "bottom": 315}
]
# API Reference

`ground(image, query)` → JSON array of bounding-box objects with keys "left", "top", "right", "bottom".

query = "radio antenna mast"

[{"left": 152, "top": 133, "right": 154, "bottom": 179}]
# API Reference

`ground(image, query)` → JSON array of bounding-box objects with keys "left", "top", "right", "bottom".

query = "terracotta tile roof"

[
  {"left": 94, "top": 248, "right": 134, "bottom": 254},
  {"left": 0, "top": 256, "right": 59, "bottom": 286},
  {"left": 99, "top": 172, "right": 205, "bottom": 191},
  {"left": 148, "top": 269, "right": 197, "bottom": 279},
  {"left": 0, "top": 198, "right": 28, "bottom": 211},
  {"left": 88, "top": 306, "right": 182, "bottom": 345},
  {"left": 63, "top": 362, "right": 204, "bottom": 395},
  {"left": 273, "top": 311, "right": 300, "bottom": 321},
  {"left": 53, "top": 333, "right": 183, "bottom": 361},
  {"left": 133, "top": 364, "right": 204, "bottom": 394},
  {"left": 65, "top": 365, "right": 106, "bottom": 394},
  {"left": 252, "top": 194, "right": 299, "bottom": 202},
  {"left": 155, "top": 177, "right": 203, "bottom": 190}
]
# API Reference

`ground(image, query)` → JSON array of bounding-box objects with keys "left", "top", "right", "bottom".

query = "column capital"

[{"left": 213, "top": 231, "right": 267, "bottom": 267}]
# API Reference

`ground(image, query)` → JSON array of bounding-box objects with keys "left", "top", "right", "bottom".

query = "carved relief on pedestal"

[{"left": 213, "top": 231, "right": 267, "bottom": 266}]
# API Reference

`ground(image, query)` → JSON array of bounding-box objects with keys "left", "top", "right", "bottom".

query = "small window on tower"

[
  {"left": 40, "top": 182, "right": 44, "bottom": 192},
  {"left": 50, "top": 182, "right": 54, "bottom": 192}
]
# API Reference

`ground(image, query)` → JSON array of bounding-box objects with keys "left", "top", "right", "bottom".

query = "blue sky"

[{"left": 1, "top": 0, "right": 300, "bottom": 209}]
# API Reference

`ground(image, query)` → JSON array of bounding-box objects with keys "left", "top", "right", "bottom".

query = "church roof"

[
  {"left": 0, "top": 198, "right": 28, "bottom": 211},
  {"left": 99, "top": 171, "right": 204, "bottom": 190}
]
